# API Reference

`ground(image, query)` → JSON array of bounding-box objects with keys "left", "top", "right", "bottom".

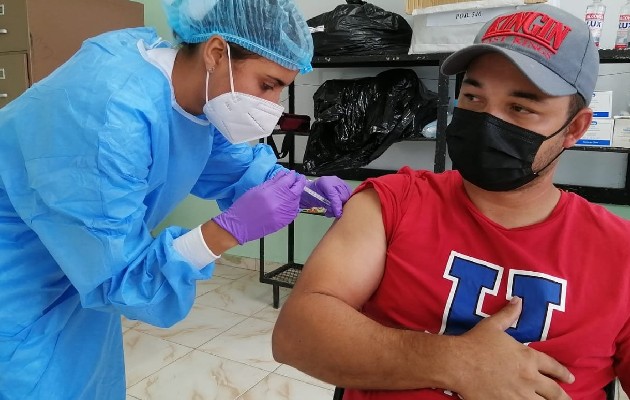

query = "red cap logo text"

[{"left": 482, "top": 12, "right": 572, "bottom": 59}]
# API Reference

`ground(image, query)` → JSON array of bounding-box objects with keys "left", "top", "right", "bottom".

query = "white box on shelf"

[
  {"left": 408, "top": 0, "right": 543, "bottom": 54},
  {"left": 576, "top": 118, "right": 614, "bottom": 147},
  {"left": 405, "top": 0, "right": 545, "bottom": 14},
  {"left": 590, "top": 91, "right": 613, "bottom": 119},
  {"left": 612, "top": 117, "right": 630, "bottom": 149}
]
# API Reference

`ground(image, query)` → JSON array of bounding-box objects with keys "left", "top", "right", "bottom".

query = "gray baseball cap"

[{"left": 441, "top": 4, "right": 599, "bottom": 105}]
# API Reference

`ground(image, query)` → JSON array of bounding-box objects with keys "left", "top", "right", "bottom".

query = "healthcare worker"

[{"left": 0, "top": 0, "right": 352, "bottom": 398}]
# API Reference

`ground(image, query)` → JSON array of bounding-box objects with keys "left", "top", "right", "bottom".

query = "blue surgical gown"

[{"left": 0, "top": 28, "right": 283, "bottom": 399}]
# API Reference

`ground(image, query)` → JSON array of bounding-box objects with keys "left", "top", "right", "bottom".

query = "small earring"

[{"left": 208, "top": 67, "right": 215, "bottom": 74}]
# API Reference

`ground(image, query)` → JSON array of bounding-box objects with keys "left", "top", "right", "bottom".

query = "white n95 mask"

[{"left": 203, "top": 44, "right": 284, "bottom": 144}]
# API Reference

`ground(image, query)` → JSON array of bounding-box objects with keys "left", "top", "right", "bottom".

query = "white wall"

[{"left": 286, "top": 0, "right": 630, "bottom": 188}]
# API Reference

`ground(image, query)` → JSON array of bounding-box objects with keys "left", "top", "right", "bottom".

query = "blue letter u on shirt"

[{"left": 439, "top": 251, "right": 567, "bottom": 343}]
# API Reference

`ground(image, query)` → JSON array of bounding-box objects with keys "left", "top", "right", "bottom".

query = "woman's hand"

[
  {"left": 300, "top": 176, "right": 352, "bottom": 218},
  {"left": 212, "top": 171, "right": 306, "bottom": 244}
]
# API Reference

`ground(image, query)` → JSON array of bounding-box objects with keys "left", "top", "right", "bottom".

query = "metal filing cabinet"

[{"left": 0, "top": 0, "right": 144, "bottom": 108}]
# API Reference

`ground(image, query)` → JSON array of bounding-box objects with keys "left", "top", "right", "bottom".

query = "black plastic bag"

[
  {"left": 303, "top": 69, "right": 438, "bottom": 175},
  {"left": 307, "top": 0, "right": 413, "bottom": 56}
]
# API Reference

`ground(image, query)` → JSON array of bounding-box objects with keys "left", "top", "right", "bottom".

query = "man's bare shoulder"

[{"left": 290, "top": 187, "right": 387, "bottom": 308}]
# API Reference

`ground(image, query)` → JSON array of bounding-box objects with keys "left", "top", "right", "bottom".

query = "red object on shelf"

[{"left": 278, "top": 113, "right": 310, "bottom": 132}]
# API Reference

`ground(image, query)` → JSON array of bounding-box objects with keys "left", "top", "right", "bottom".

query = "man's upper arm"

[{"left": 290, "top": 188, "right": 387, "bottom": 309}]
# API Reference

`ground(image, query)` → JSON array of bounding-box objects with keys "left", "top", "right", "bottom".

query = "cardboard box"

[
  {"left": 405, "top": 0, "right": 546, "bottom": 14},
  {"left": 576, "top": 118, "right": 614, "bottom": 146},
  {"left": 590, "top": 91, "right": 613, "bottom": 119},
  {"left": 612, "top": 117, "right": 630, "bottom": 148},
  {"left": 25, "top": 0, "right": 144, "bottom": 83},
  {"left": 0, "top": 0, "right": 143, "bottom": 109}
]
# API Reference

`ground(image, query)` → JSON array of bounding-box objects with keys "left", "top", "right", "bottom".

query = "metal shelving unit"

[{"left": 259, "top": 50, "right": 630, "bottom": 308}]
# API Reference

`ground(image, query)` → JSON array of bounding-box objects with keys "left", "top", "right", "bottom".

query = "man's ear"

[
  {"left": 202, "top": 35, "right": 227, "bottom": 72},
  {"left": 563, "top": 107, "right": 593, "bottom": 148}
]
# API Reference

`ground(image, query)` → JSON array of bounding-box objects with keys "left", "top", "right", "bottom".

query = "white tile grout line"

[
  {"left": 124, "top": 262, "right": 292, "bottom": 395},
  {"left": 234, "top": 367, "right": 334, "bottom": 400},
  {"left": 273, "top": 366, "right": 334, "bottom": 391},
  {"left": 125, "top": 324, "right": 334, "bottom": 397},
  {"left": 194, "top": 317, "right": 278, "bottom": 369},
  {"left": 234, "top": 370, "right": 275, "bottom": 400},
  {"left": 125, "top": 331, "right": 194, "bottom": 391},
  {"left": 127, "top": 305, "right": 265, "bottom": 350},
  {"left": 126, "top": 350, "right": 272, "bottom": 400},
  {"left": 125, "top": 341, "right": 334, "bottom": 399}
]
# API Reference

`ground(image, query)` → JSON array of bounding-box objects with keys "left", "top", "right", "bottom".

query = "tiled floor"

[
  {"left": 122, "top": 263, "right": 335, "bottom": 400},
  {"left": 122, "top": 262, "right": 629, "bottom": 400}
]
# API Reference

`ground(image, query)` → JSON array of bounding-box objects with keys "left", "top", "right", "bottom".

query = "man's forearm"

[{"left": 272, "top": 292, "right": 458, "bottom": 391}]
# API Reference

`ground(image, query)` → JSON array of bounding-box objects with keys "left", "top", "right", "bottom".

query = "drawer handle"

[
  {"left": 0, "top": 94, "right": 8, "bottom": 98},
  {"left": 0, "top": 29, "right": 7, "bottom": 34}
]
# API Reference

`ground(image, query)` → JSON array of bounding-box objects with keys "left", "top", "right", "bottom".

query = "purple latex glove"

[
  {"left": 299, "top": 176, "right": 352, "bottom": 218},
  {"left": 213, "top": 171, "right": 307, "bottom": 244}
]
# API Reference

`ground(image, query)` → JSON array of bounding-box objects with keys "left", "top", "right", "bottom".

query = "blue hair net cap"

[{"left": 163, "top": 0, "right": 314, "bottom": 73}]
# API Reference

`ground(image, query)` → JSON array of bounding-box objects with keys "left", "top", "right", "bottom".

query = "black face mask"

[{"left": 446, "top": 108, "right": 571, "bottom": 192}]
